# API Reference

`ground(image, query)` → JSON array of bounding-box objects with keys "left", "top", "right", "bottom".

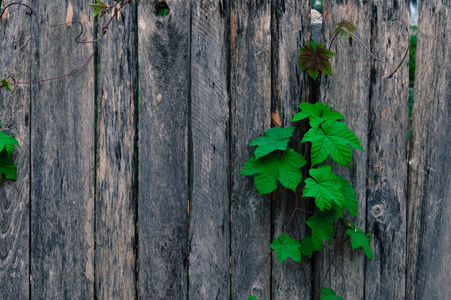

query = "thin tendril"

[
  {"left": 51, "top": 21, "right": 97, "bottom": 44},
  {"left": 387, "top": 18, "right": 410, "bottom": 78},
  {"left": 0, "top": 2, "right": 32, "bottom": 20},
  {"left": 11, "top": 48, "right": 97, "bottom": 85}
]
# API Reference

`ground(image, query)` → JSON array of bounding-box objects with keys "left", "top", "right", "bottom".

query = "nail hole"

[{"left": 154, "top": 1, "right": 169, "bottom": 17}]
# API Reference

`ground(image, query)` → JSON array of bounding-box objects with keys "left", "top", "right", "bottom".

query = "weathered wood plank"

[
  {"left": 189, "top": 1, "right": 230, "bottom": 299},
  {"left": 270, "top": 1, "right": 312, "bottom": 299},
  {"left": 407, "top": 1, "right": 451, "bottom": 299},
  {"left": 137, "top": 1, "right": 189, "bottom": 298},
  {"left": 30, "top": 1, "right": 95, "bottom": 299},
  {"left": 96, "top": 3, "right": 138, "bottom": 299},
  {"left": 365, "top": 1, "right": 409, "bottom": 299},
  {"left": 230, "top": 1, "right": 272, "bottom": 299},
  {"left": 0, "top": 3, "right": 31, "bottom": 299},
  {"left": 313, "top": 1, "right": 371, "bottom": 298}
]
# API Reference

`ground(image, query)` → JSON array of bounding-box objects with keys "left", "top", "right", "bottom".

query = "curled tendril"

[
  {"left": 51, "top": 21, "right": 98, "bottom": 44},
  {"left": 0, "top": 2, "right": 32, "bottom": 20},
  {"left": 329, "top": 18, "right": 410, "bottom": 78}
]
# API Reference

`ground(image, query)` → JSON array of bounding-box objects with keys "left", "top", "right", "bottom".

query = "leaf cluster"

[{"left": 0, "top": 121, "right": 20, "bottom": 183}]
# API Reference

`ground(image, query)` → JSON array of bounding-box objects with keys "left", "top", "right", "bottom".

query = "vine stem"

[{"left": 0, "top": 2, "right": 32, "bottom": 20}]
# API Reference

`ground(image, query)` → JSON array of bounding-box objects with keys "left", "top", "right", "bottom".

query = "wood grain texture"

[
  {"left": 189, "top": 1, "right": 230, "bottom": 299},
  {"left": 30, "top": 1, "right": 95, "bottom": 299},
  {"left": 270, "top": 1, "right": 312, "bottom": 299},
  {"left": 230, "top": 1, "right": 272, "bottom": 299},
  {"left": 0, "top": 3, "right": 31, "bottom": 299},
  {"left": 406, "top": 1, "right": 451, "bottom": 299},
  {"left": 313, "top": 1, "right": 371, "bottom": 298},
  {"left": 137, "top": 1, "right": 189, "bottom": 298},
  {"left": 365, "top": 1, "right": 409, "bottom": 299},
  {"left": 96, "top": 3, "right": 138, "bottom": 299}
]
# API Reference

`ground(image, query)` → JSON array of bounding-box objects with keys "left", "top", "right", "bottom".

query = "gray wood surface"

[
  {"left": 407, "top": 1, "right": 451, "bottom": 299},
  {"left": 137, "top": 1, "right": 189, "bottom": 298},
  {"left": 189, "top": 1, "right": 230, "bottom": 299},
  {"left": 30, "top": 1, "right": 95, "bottom": 299},
  {"left": 96, "top": 3, "right": 138, "bottom": 299},
  {"left": 270, "top": 1, "right": 312, "bottom": 299},
  {"left": 0, "top": 3, "right": 31, "bottom": 298},
  {"left": 365, "top": 1, "right": 409, "bottom": 299},
  {"left": 230, "top": 1, "right": 272, "bottom": 299},
  {"left": 313, "top": 1, "right": 371, "bottom": 298}
]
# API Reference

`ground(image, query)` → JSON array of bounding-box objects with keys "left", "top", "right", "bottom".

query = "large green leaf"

[
  {"left": 270, "top": 233, "right": 302, "bottom": 263},
  {"left": 291, "top": 102, "right": 343, "bottom": 130},
  {"left": 299, "top": 38, "right": 335, "bottom": 80},
  {"left": 0, "top": 131, "right": 20, "bottom": 156},
  {"left": 301, "top": 120, "right": 363, "bottom": 167},
  {"left": 320, "top": 287, "right": 344, "bottom": 300},
  {"left": 299, "top": 236, "right": 325, "bottom": 258},
  {"left": 303, "top": 166, "right": 344, "bottom": 211},
  {"left": 306, "top": 209, "right": 336, "bottom": 248},
  {"left": 250, "top": 126, "right": 295, "bottom": 159},
  {"left": 241, "top": 149, "right": 306, "bottom": 195},
  {"left": 247, "top": 295, "right": 259, "bottom": 300}
]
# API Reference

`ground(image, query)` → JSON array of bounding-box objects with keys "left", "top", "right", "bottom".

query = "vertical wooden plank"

[
  {"left": 0, "top": 3, "right": 31, "bottom": 299},
  {"left": 189, "top": 1, "right": 230, "bottom": 299},
  {"left": 365, "top": 0, "right": 409, "bottom": 299},
  {"left": 30, "top": 0, "right": 95, "bottom": 299},
  {"left": 313, "top": 1, "right": 371, "bottom": 298},
  {"left": 270, "top": 1, "right": 312, "bottom": 299},
  {"left": 96, "top": 3, "right": 137, "bottom": 299},
  {"left": 230, "top": 1, "right": 272, "bottom": 299},
  {"left": 138, "top": 0, "right": 189, "bottom": 298},
  {"left": 407, "top": 1, "right": 451, "bottom": 299}
]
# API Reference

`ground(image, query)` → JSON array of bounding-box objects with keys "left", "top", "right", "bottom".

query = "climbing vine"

[{"left": 242, "top": 20, "right": 408, "bottom": 300}]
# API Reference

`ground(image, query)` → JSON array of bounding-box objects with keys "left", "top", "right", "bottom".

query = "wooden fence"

[{"left": 0, "top": 0, "right": 449, "bottom": 299}]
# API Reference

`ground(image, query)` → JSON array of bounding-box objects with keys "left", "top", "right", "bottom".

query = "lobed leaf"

[
  {"left": 0, "top": 131, "right": 20, "bottom": 156},
  {"left": 306, "top": 209, "right": 336, "bottom": 249},
  {"left": 241, "top": 149, "right": 306, "bottom": 195},
  {"left": 250, "top": 126, "right": 295, "bottom": 159},
  {"left": 291, "top": 102, "right": 343, "bottom": 130},
  {"left": 345, "top": 226, "right": 373, "bottom": 260},
  {"left": 339, "top": 177, "right": 358, "bottom": 215},
  {"left": 270, "top": 233, "right": 302, "bottom": 263},
  {"left": 299, "top": 236, "right": 325, "bottom": 258},
  {"left": 332, "top": 20, "right": 358, "bottom": 39},
  {"left": 320, "top": 287, "right": 344, "bottom": 300},
  {"left": 303, "top": 165, "right": 344, "bottom": 211},
  {"left": 299, "top": 38, "right": 335, "bottom": 80},
  {"left": 301, "top": 120, "right": 363, "bottom": 167}
]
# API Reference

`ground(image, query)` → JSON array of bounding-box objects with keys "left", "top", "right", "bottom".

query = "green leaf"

[
  {"left": 299, "top": 38, "right": 335, "bottom": 80},
  {"left": 346, "top": 227, "right": 373, "bottom": 260},
  {"left": 270, "top": 233, "right": 302, "bottom": 263},
  {"left": 332, "top": 20, "right": 358, "bottom": 39},
  {"left": 0, "top": 131, "right": 20, "bottom": 156},
  {"left": 90, "top": 0, "right": 108, "bottom": 18},
  {"left": 247, "top": 295, "right": 259, "bottom": 300},
  {"left": 291, "top": 102, "right": 344, "bottom": 130},
  {"left": 300, "top": 236, "right": 325, "bottom": 258},
  {"left": 339, "top": 177, "right": 358, "bottom": 215},
  {"left": 303, "top": 166, "right": 344, "bottom": 211},
  {"left": 1, "top": 78, "right": 12, "bottom": 92},
  {"left": 0, "top": 149, "right": 17, "bottom": 182},
  {"left": 301, "top": 120, "right": 363, "bottom": 167},
  {"left": 320, "top": 287, "right": 344, "bottom": 300},
  {"left": 241, "top": 149, "right": 306, "bottom": 195},
  {"left": 306, "top": 209, "right": 336, "bottom": 249},
  {"left": 250, "top": 126, "right": 295, "bottom": 159}
]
